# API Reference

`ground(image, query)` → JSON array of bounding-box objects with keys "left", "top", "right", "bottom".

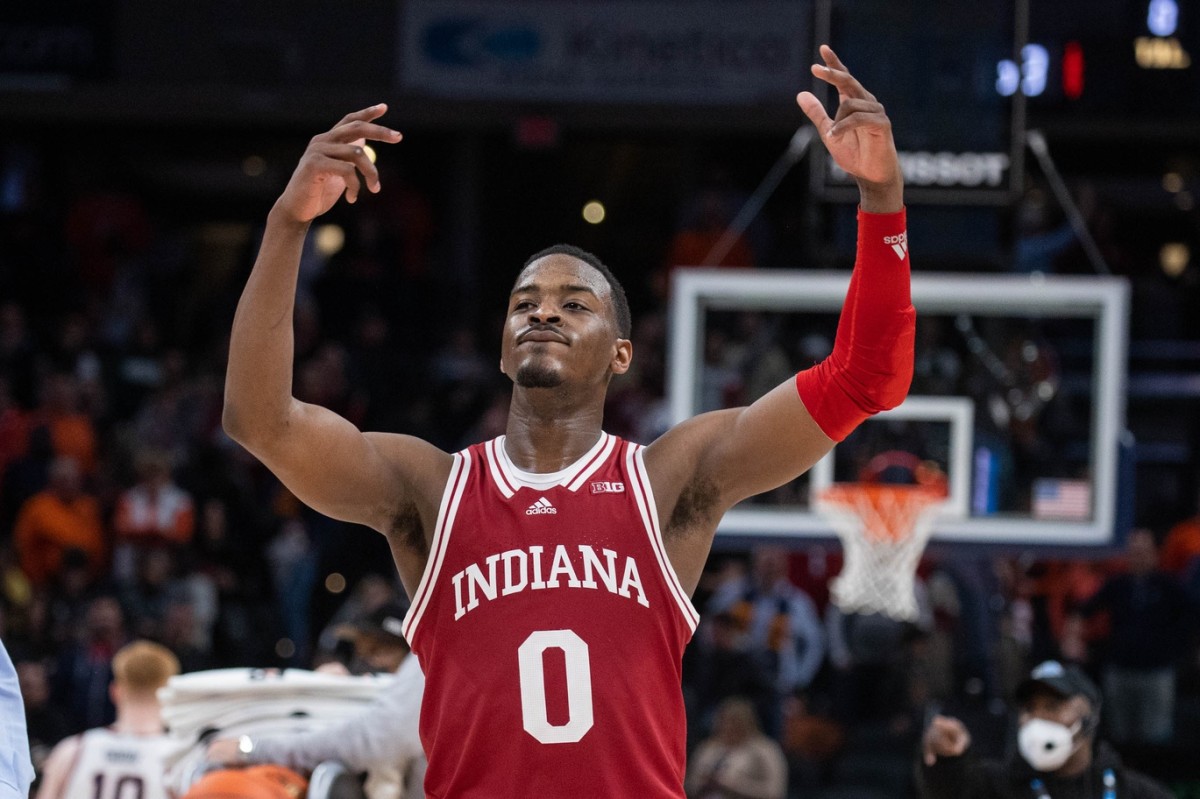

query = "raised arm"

[
  {"left": 222, "top": 106, "right": 451, "bottom": 586},
  {"left": 645, "top": 46, "right": 915, "bottom": 592}
]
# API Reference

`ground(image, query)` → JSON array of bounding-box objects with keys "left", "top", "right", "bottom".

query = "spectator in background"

[
  {"left": 188, "top": 496, "right": 269, "bottom": 665},
  {"left": 918, "top": 660, "right": 1171, "bottom": 799},
  {"left": 0, "top": 423, "right": 53, "bottom": 535},
  {"left": 33, "top": 372, "right": 97, "bottom": 475},
  {"left": 1012, "top": 186, "right": 1078, "bottom": 275},
  {"left": 43, "top": 548, "right": 100, "bottom": 649},
  {"left": 113, "top": 448, "right": 195, "bottom": 585},
  {"left": 53, "top": 595, "right": 128, "bottom": 732},
  {"left": 826, "top": 602, "right": 927, "bottom": 726},
  {"left": 686, "top": 697, "right": 788, "bottom": 799},
  {"left": 159, "top": 595, "right": 215, "bottom": 674},
  {"left": 316, "top": 574, "right": 402, "bottom": 659},
  {"left": 708, "top": 547, "right": 825, "bottom": 737},
  {"left": 266, "top": 489, "right": 318, "bottom": 667},
  {"left": 16, "top": 658, "right": 71, "bottom": 776},
  {"left": 0, "top": 376, "right": 31, "bottom": 485},
  {"left": 0, "top": 544, "right": 35, "bottom": 635},
  {"left": 685, "top": 611, "right": 774, "bottom": 743},
  {"left": 0, "top": 636, "right": 35, "bottom": 799},
  {"left": 780, "top": 693, "right": 844, "bottom": 794},
  {"left": 0, "top": 302, "right": 37, "bottom": 410},
  {"left": 1067, "top": 528, "right": 1195, "bottom": 745},
  {"left": 657, "top": 187, "right": 756, "bottom": 301},
  {"left": 37, "top": 641, "right": 179, "bottom": 799},
  {"left": 14, "top": 456, "right": 105, "bottom": 588},
  {"left": 110, "top": 317, "right": 165, "bottom": 421},
  {"left": 49, "top": 312, "right": 106, "bottom": 417},
  {"left": 1161, "top": 510, "right": 1200, "bottom": 580},
  {"left": 118, "top": 547, "right": 178, "bottom": 641}
]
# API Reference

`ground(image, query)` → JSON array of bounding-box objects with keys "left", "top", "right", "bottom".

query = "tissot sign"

[
  {"left": 827, "top": 151, "right": 1013, "bottom": 189},
  {"left": 399, "top": 1, "right": 808, "bottom": 104},
  {"left": 813, "top": 0, "right": 1024, "bottom": 204}
]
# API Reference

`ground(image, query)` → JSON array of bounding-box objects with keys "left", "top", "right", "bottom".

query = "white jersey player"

[{"left": 38, "top": 642, "right": 180, "bottom": 799}]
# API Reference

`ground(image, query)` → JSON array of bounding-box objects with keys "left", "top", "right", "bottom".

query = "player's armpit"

[{"left": 642, "top": 396, "right": 831, "bottom": 595}]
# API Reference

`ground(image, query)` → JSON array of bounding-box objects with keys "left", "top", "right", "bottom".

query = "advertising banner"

[{"left": 400, "top": 1, "right": 808, "bottom": 105}]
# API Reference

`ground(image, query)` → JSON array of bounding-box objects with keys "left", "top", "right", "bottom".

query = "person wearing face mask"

[{"left": 916, "top": 660, "right": 1172, "bottom": 799}]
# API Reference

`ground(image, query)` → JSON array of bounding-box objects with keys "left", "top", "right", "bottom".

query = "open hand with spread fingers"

[
  {"left": 798, "top": 45, "right": 902, "bottom": 211},
  {"left": 276, "top": 104, "right": 404, "bottom": 224}
]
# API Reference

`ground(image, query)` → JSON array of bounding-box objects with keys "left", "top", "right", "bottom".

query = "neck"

[
  {"left": 505, "top": 386, "right": 605, "bottom": 472},
  {"left": 1057, "top": 740, "right": 1092, "bottom": 778},
  {"left": 113, "top": 702, "right": 165, "bottom": 736}
]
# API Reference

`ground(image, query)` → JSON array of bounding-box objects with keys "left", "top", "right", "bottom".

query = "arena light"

[
  {"left": 325, "top": 572, "right": 347, "bottom": 593},
  {"left": 1148, "top": 0, "right": 1179, "bottom": 37},
  {"left": 314, "top": 224, "right": 345, "bottom": 257},
  {"left": 1160, "top": 242, "right": 1190, "bottom": 277},
  {"left": 582, "top": 200, "right": 606, "bottom": 224},
  {"left": 1134, "top": 36, "right": 1192, "bottom": 69},
  {"left": 242, "top": 155, "right": 266, "bottom": 177},
  {"left": 362, "top": 144, "right": 377, "bottom": 164},
  {"left": 1163, "top": 172, "right": 1184, "bottom": 193},
  {"left": 1062, "top": 41, "right": 1085, "bottom": 99},
  {"left": 995, "top": 44, "right": 1050, "bottom": 97}
]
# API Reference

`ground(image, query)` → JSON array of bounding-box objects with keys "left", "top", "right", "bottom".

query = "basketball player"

[
  {"left": 36, "top": 641, "right": 180, "bottom": 799},
  {"left": 223, "top": 44, "right": 913, "bottom": 797}
]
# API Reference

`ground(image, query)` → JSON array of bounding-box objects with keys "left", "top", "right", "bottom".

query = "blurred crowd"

[{"left": 2, "top": 153, "right": 1199, "bottom": 799}]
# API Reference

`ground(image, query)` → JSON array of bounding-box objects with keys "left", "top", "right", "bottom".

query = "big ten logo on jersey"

[
  {"left": 451, "top": 544, "right": 650, "bottom": 620},
  {"left": 590, "top": 480, "right": 625, "bottom": 494}
]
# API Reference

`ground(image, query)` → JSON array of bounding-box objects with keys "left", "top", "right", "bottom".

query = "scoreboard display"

[
  {"left": 812, "top": 0, "right": 1197, "bottom": 206},
  {"left": 813, "top": 0, "right": 1024, "bottom": 205},
  {"left": 1023, "top": 0, "right": 1197, "bottom": 116}
]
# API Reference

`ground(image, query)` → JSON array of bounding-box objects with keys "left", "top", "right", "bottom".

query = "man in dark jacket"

[{"left": 917, "top": 660, "right": 1172, "bottom": 799}]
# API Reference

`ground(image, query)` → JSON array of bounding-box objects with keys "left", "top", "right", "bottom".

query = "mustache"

[{"left": 518, "top": 324, "right": 568, "bottom": 344}]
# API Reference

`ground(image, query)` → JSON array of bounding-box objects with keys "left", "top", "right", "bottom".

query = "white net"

[{"left": 816, "top": 485, "right": 944, "bottom": 622}]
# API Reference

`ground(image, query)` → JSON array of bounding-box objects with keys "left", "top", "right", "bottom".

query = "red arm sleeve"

[{"left": 794, "top": 208, "right": 915, "bottom": 442}]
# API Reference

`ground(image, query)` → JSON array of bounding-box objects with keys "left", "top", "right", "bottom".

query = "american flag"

[{"left": 1032, "top": 479, "right": 1092, "bottom": 520}]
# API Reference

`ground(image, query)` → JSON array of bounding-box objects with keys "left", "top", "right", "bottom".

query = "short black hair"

[{"left": 521, "top": 244, "right": 631, "bottom": 338}]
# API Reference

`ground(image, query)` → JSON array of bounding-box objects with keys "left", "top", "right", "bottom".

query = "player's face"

[{"left": 501, "top": 255, "right": 631, "bottom": 390}]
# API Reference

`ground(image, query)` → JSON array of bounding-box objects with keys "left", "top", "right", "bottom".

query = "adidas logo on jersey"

[
  {"left": 883, "top": 232, "right": 908, "bottom": 260},
  {"left": 590, "top": 481, "right": 625, "bottom": 494},
  {"left": 526, "top": 497, "right": 557, "bottom": 515}
]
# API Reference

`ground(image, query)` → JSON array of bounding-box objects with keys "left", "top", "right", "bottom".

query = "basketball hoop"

[{"left": 816, "top": 453, "right": 947, "bottom": 622}]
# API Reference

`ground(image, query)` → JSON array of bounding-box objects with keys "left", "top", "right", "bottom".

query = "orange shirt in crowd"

[
  {"left": 14, "top": 490, "right": 105, "bottom": 586},
  {"left": 1162, "top": 516, "right": 1200, "bottom": 574},
  {"left": 39, "top": 412, "right": 98, "bottom": 475},
  {"left": 113, "top": 483, "right": 195, "bottom": 545}
]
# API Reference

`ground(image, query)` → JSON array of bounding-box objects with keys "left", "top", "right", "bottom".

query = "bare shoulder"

[{"left": 642, "top": 409, "right": 740, "bottom": 537}]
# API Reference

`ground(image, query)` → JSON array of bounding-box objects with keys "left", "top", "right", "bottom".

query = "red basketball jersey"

[{"left": 403, "top": 432, "right": 698, "bottom": 799}]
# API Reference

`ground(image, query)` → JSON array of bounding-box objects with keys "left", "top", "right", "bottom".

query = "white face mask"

[{"left": 1018, "top": 718, "right": 1082, "bottom": 772}]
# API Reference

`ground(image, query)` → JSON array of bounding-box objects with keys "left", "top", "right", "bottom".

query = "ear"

[
  {"left": 110, "top": 682, "right": 121, "bottom": 706},
  {"left": 610, "top": 338, "right": 633, "bottom": 376}
]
